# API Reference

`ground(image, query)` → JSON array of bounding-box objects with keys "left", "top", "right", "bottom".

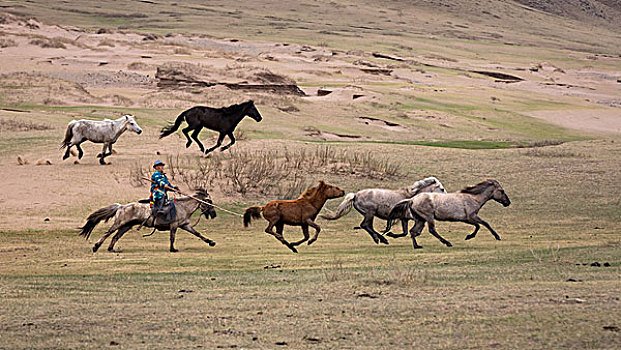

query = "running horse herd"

[{"left": 66, "top": 100, "right": 511, "bottom": 253}]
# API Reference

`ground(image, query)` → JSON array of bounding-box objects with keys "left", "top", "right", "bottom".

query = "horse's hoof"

[
  {"left": 96, "top": 153, "right": 102, "bottom": 158},
  {"left": 465, "top": 235, "right": 475, "bottom": 240},
  {"left": 288, "top": 245, "right": 298, "bottom": 253},
  {"left": 208, "top": 241, "right": 216, "bottom": 247},
  {"left": 445, "top": 242, "right": 453, "bottom": 247},
  {"left": 495, "top": 237, "right": 502, "bottom": 241},
  {"left": 170, "top": 248, "right": 179, "bottom": 253},
  {"left": 413, "top": 245, "right": 423, "bottom": 249},
  {"left": 385, "top": 232, "right": 395, "bottom": 238},
  {"left": 378, "top": 236, "right": 389, "bottom": 245},
  {"left": 62, "top": 155, "right": 69, "bottom": 160},
  {"left": 92, "top": 245, "right": 100, "bottom": 253}
]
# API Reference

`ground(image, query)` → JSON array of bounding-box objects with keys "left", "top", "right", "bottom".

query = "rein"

[{"left": 141, "top": 177, "right": 244, "bottom": 217}]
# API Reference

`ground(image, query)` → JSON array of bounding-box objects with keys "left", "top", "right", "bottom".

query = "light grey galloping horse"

[
  {"left": 320, "top": 176, "right": 446, "bottom": 244},
  {"left": 60, "top": 115, "right": 142, "bottom": 164},
  {"left": 385, "top": 179, "right": 511, "bottom": 249}
]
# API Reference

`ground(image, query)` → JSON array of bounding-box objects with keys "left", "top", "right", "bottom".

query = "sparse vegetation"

[
  {"left": 29, "top": 37, "right": 66, "bottom": 49},
  {"left": 130, "top": 146, "right": 402, "bottom": 199},
  {"left": 0, "top": 118, "right": 52, "bottom": 132},
  {"left": 0, "top": 38, "right": 17, "bottom": 48},
  {"left": 0, "top": 1, "right": 619, "bottom": 349}
]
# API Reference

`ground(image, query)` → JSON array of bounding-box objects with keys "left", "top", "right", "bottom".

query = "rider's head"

[{"left": 153, "top": 160, "right": 165, "bottom": 172}]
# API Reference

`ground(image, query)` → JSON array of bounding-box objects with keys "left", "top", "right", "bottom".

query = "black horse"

[{"left": 160, "top": 100, "right": 263, "bottom": 154}]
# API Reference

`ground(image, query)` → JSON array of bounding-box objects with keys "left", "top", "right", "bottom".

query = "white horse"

[
  {"left": 60, "top": 115, "right": 142, "bottom": 164},
  {"left": 320, "top": 176, "right": 446, "bottom": 244}
]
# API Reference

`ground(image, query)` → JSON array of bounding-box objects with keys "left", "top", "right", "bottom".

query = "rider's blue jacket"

[{"left": 151, "top": 171, "right": 172, "bottom": 200}]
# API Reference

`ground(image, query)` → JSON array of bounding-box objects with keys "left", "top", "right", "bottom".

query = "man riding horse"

[{"left": 150, "top": 160, "right": 180, "bottom": 223}]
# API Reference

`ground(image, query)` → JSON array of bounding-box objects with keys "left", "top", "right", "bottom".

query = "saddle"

[
  {"left": 153, "top": 199, "right": 177, "bottom": 225},
  {"left": 138, "top": 198, "right": 177, "bottom": 226}
]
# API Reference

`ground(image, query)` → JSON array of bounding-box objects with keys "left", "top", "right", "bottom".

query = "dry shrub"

[
  {"left": 43, "top": 98, "right": 65, "bottom": 105},
  {"left": 127, "top": 62, "right": 151, "bottom": 70},
  {"left": 0, "top": 38, "right": 17, "bottom": 48},
  {"left": 173, "top": 47, "right": 191, "bottom": 55},
  {"left": 104, "top": 94, "right": 133, "bottom": 106},
  {"left": 322, "top": 257, "right": 353, "bottom": 282},
  {"left": 97, "top": 39, "right": 115, "bottom": 47},
  {"left": 130, "top": 146, "right": 401, "bottom": 199},
  {"left": 29, "top": 38, "right": 66, "bottom": 49},
  {"left": 522, "top": 148, "right": 579, "bottom": 158},
  {"left": 0, "top": 118, "right": 52, "bottom": 132}
]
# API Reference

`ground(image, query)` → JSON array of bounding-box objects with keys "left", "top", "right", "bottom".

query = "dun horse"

[
  {"left": 79, "top": 189, "right": 216, "bottom": 252},
  {"left": 160, "top": 100, "right": 263, "bottom": 154},
  {"left": 320, "top": 177, "right": 446, "bottom": 244},
  {"left": 385, "top": 179, "right": 510, "bottom": 248},
  {"left": 60, "top": 115, "right": 143, "bottom": 165},
  {"left": 243, "top": 181, "right": 345, "bottom": 253}
]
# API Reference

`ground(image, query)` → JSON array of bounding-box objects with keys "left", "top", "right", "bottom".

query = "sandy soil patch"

[{"left": 528, "top": 109, "right": 621, "bottom": 134}]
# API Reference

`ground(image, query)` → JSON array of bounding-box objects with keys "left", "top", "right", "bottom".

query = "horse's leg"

[
  {"left": 62, "top": 144, "right": 72, "bottom": 160},
  {"left": 169, "top": 226, "right": 179, "bottom": 252},
  {"left": 386, "top": 219, "right": 409, "bottom": 238},
  {"left": 306, "top": 219, "right": 321, "bottom": 245},
  {"left": 107, "top": 225, "right": 133, "bottom": 252},
  {"left": 473, "top": 216, "right": 501, "bottom": 240},
  {"left": 409, "top": 219, "right": 425, "bottom": 249},
  {"left": 219, "top": 132, "right": 235, "bottom": 151},
  {"left": 465, "top": 223, "right": 481, "bottom": 240},
  {"left": 96, "top": 143, "right": 107, "bottom": 158},
  {"left": 180, "top": 224, "right": 215, "bottom": 247},
  {"left": 182, "top": 126, "right": 194, "bottom": 148},
  {"left": 360, "top": 214, "right": 389, "bottom": 245},
  {"left": 190, "top": 127, "right": 205, "bottom": 153},
  {"left": 291, "top": 223, "right": 310, "bottom": 247},
  {"left": 76, "top": 143, "right": 84, "bottom": 159},
  {"left": 204, "top": 132, "right": 225, "bottom": 155},
  {"left": 93, "top": 221, "right": 123, "bottom": 252},
  {"left": 266, "top": 221, "right": 297, "bottom": 253},
  {"left": 426, "top": 220, "right": 452, "bottom": 247},
  {"left": 98, "top": 143, "right": 108, "bottom": 165}
]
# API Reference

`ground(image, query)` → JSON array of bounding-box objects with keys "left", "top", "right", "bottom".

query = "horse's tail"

[
  {"left": 59, "top": 121, "right": 76, "bottom": 149},
  {"left": 384, "top": 200, "right": 410, "bottom": 233},
  {"left": 160, "top": 109, "right": 188, "bottom": 139},
  {"left": 79, "top": 204, "right": 121, "bottom": 239},
  {"left": 243, "top": 206, "right": 264, "bottom": 227},
  {"left": 320, "top": 193, "right": 355, "bottom": 220}
]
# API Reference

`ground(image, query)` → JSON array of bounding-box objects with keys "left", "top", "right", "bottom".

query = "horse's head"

[
  {"left": 317, "top": 180, "right": 345, "bottom": 199},
  {"left": 489, "top": 180, "right": 511, "bottom": 207},
  {"left": 244, "top": 100, "right": 263, "bottom": 122},
  {"left": 124, "top": 115, "right": 143, "bottom": 135},
  {"left": 408, "top": 176, "right": 446, "bottom": 196},
  {"left": 195, "top": 188, "right": 217, "bottom": 219}
]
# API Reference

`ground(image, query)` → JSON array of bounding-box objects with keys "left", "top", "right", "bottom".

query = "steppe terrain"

[{"left": 0, "top": 0, "right": 619, "bottom": 348}]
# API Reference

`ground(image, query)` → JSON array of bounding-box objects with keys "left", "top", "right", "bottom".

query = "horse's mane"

[
  {"left": 459, "top": 180, "right": 496, "bottom": 195},
  {"left": 221, "top": 101, "right": 252, "bottom": 115},
  {"left": 405, "top": 176, "right": 439, "bottom": 193},
  {"left": 299, "top": 181, "right": 327, "bottom": 199},
  {"left": 299, "top": 185, "right": 318, "bottom": 199}
]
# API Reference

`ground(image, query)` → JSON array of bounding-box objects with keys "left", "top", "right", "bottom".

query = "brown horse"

[{"left": 243, "top": 181, "right": 345, "bottom": 253}]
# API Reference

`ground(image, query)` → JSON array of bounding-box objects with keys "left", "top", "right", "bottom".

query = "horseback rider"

[{"left": 150, "top": 160, "right": 179, "bottom": 219}]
